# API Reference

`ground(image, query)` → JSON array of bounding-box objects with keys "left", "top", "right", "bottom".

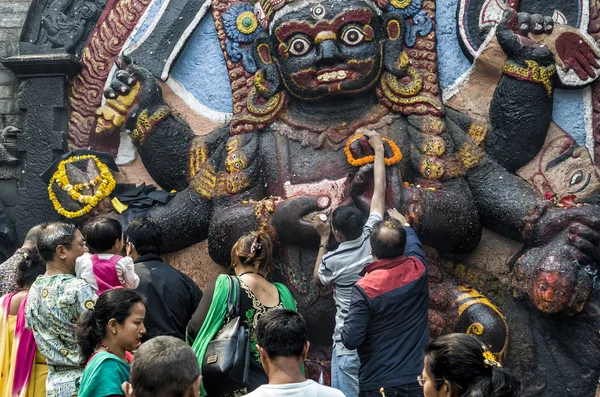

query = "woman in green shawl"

[{"left": 187, "top": 230, "right": 297, "bottom": 396}]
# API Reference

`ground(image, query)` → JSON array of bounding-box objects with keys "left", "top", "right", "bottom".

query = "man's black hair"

[
  {"left": 256, "top": 308, "right": 307, "bottom": 359},
  {"left": 125, "top": 217, "right": 162, "bottom": 256},
  {"left": 331, "top": 205, "right": 364, "bottom": 241},
  {"left": 370, "top": 219, "right": 406, "bottom": 259},
  {"left": 83, "top": 217, "right": 123, "bottom": 252}
]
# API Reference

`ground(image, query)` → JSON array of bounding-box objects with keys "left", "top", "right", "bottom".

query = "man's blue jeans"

[{"left": 331, "top": 344, "right": 360, "bottom": 397}]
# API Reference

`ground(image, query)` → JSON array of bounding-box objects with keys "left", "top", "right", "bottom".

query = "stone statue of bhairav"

[{"left": 96, "top": 0, "right": 600, "bottom": 368}]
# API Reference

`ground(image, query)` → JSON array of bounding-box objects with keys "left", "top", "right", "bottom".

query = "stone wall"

[{"left": 0, "top": 0, "right": 30, "bottom": 130}]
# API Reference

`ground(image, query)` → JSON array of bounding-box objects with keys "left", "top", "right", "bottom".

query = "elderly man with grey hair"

[
  {"left": 122, "top": 336, "right": 201, "bottom": 397},
  {"left": 25, "top": 221, "right": 96, "bottom": 397}
]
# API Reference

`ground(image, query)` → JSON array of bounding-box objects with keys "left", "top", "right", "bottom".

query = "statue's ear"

[
  {"left": 382, "top": 11, "right": 408, "bottom": 77},
  {"left": 251, "top": 32, "right": 282, "bottom": 99}
]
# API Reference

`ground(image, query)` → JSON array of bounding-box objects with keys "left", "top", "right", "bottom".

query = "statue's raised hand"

[
  {"left": 496, "top": 8, "right": 554, "bottom": 66},
  {"left": 272, "top": 196, "right": 331, "bottom": 247},
  {"left": 95, "top": 55, "right": 167, "bottom": 143},
  {"left": 347, "top": 133, "right": 403, "bottom": 213}
]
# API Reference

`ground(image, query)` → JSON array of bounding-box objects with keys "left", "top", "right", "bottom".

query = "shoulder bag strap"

[
  {"left": 231, "top": 275, "right": 243, "bottom": 318},
  {"left": 225, "top": 275, "right": 236, "bottom": 320}
]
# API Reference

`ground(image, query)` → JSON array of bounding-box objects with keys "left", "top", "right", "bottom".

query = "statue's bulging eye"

[
  {"left": 289, "top": 36, "right": 312, "bottom": 56},
  {"left": 570, "top": 170, "right": 583, "bottom": 186},
  {"left": 341, "top": 27, "right": 365, "bottom": 46}
]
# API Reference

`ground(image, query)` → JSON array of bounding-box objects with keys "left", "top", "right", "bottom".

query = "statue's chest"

[{"left": 260, "top": 119, "right": 412, "bottom": 208}]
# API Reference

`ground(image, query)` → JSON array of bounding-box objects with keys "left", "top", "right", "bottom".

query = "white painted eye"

[
  {"left": 311, "top": 4, "right": 326, "bottom": 20},
  {"left": 341, "top": 27, "right": 365, "bottom": 46},
  {"left": 289, "top": 36, "right": 312, "bottom": 56},
  {"left": 570, "top": 171, "right": 583, "bottom": 186}
]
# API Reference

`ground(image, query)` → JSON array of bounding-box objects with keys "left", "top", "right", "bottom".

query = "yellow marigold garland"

[
  {"left": 47, "top": 155, "right": 116, "bottom": 219},
  {"left": 344, "top": 134, "right": 403, "bottom": 167}
]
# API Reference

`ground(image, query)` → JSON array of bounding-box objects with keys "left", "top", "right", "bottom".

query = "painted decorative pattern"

[
  {"left": 589, "top": 0, "right": 600, "bottom": 166},
  {"left": 212, "top": 0, "right": 263, "bottom": 135},
  {"left": 376, "top": 0, "right": 443, "bottom": 116},
  {"left": 68, "top": 0, "right": 152, "bottom": 149}
]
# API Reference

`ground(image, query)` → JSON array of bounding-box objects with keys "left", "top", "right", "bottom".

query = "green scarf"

[{"left": 191, "top": 274, "right": 297, "bottom": 396}]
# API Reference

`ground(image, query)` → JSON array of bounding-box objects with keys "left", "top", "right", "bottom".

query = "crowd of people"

[{"left": 0, "top": 132, "right": 524, "bottom": 397}]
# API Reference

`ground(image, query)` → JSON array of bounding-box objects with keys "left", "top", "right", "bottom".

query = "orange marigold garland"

[{"left": 344, "top": 134, "right": 403, "bottom": 167}]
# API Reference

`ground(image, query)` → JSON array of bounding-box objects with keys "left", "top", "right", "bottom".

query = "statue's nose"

[
  {"left": 316, "top": 40, "right": 343, "bottom": 66},
  {"left": 542, "top": 289, "right": 555, "bottom": 301}
]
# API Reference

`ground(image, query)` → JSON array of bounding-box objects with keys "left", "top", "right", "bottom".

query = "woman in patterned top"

[
  {"left": 187, "top": 230, "right": 297, "bottom": 396},
  {"left": 25, "top": 222, "right": 97, "bottom": 397}
]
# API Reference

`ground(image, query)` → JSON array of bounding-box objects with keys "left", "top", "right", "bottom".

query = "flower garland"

[
  {"left": 344, "top": 134, "right": 403, "bottom": 167},
  {"left": 544, "top": 192, "right": 581, "bottom": 209},
  {"left": 47, "top": 155, "right": 116, "bottom": 219}
]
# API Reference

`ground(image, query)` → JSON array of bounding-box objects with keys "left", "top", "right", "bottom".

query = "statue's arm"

[
  {"left": 487, "top": 9, "right": 556, "bottom": 171},
  {"left": 99, "top": 57, "right": 230, "bottom": 192},
  {"left": 383, "top": 119, "right": 482, "bottom": 253},
  {"left": 465, "top": 156, "right": 548, "bottom": 244},
  {"left": 399, "top": 177, "right": 482, "bottom": 253}
]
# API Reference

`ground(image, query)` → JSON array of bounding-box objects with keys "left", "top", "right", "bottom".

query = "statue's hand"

[
  {"left": 496, "top": 8, "right": 554, "bottom": 66},
  {"left": 350, "top": 163, "right": 403, "bottom": 213},
  {"left": 555, "top": 31, "right": 600, "bottom": 81},
  {"left": 95, "top": 55, "right": 166, "bottom": 139},
  {"left": 272, "top": 196, "right": 330, "bottom": 247},
  {"left": 534, "top": 206, "right": 600, "bottom": 262}
]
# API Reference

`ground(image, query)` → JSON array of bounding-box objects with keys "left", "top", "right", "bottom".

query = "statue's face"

[
  {"left": 531, "top": 270, "right": 572, "bottom": 313},
  {"left": 269, "top": 0, "right": 384, "bottom": 100},
  {"left": 542, "top": 143, "right": 600, "bottom": 201}
]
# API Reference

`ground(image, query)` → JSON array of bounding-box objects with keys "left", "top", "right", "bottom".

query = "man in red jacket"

[{"left": 341, "top": 209, "right": 428, "bottom": 397}]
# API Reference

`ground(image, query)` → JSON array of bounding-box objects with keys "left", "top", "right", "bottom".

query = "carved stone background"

[
  {"left": 0, "top": 0, "right": 31, "bottom": 131},
  {"left": 2, "top": 0, "right": 600, "bottom": 395}
]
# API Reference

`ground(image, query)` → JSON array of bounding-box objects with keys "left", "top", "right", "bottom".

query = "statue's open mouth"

[
  {"left": 316, "top": 69, "right": 349, "bottom": 82},
  {"left": 291, "top": 58, "right": 375, "bottom": 89}
]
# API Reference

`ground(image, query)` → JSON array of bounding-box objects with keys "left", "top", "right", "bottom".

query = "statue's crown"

[{"left": 254, "top": 0, "right": 386, "bottom": 30}]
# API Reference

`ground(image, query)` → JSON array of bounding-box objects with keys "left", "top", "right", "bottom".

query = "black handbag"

[{"left": 202, "top": 276, "right": 250, "bottom": 395}]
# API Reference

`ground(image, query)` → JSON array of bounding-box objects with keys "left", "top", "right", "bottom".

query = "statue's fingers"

[
  {"left": 359, "top": 136, "right": 374, "bottom": 156},
  {"left": 116, "top": 69, "right": 137, "bottom": 86},
  {"left": 566, "top": 236, "right": 598, "bottom": 262},
  {"left": 584, "top": 48, "right": 600, "bottom": 69},
  {"left": 114, "top": 54, "right": 131, "bottom": 70},
  {"left": 543, "top": 16, "right": 553, "bottom": 34},
  {"left": 287, "top": 196, "right": 329, "bottom": 217},
  {"left": 126, "top": 61, "right": 155, "bottom": 83},
  {"left": 529, "top": 14, "right": 544, "bottom": 34},
  {"left": 517, "top": 12, "right": 531, "bottom": 35},
  {"left": 574, "top": 51, "right": 597, "bottom": 78},
  {"left": 568, "top": 223, "right": 600, "bottom": 245},
  {"left": 500, "top": 8, "right": 518, "bottom": 27},
  {"left": 110, "top": 79, "right": 131, "bottom": 95},
  {"left": 104, "top": 87, "right": 118, "bottom": 99},
  {"left": 352, "top": 193, "right": 370, "bottom": 215}
]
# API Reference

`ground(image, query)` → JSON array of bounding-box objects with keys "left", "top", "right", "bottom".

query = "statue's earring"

[
  {"left": 251, "top": 33, "right": 282, "bottom": 99},
  {"left": 382, "top": 11, "right": 408, "bottom": 77}
]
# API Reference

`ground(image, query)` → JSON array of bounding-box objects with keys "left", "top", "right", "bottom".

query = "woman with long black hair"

[{"left": 76, "top": 289, "right": 146, "bottom": 397}]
